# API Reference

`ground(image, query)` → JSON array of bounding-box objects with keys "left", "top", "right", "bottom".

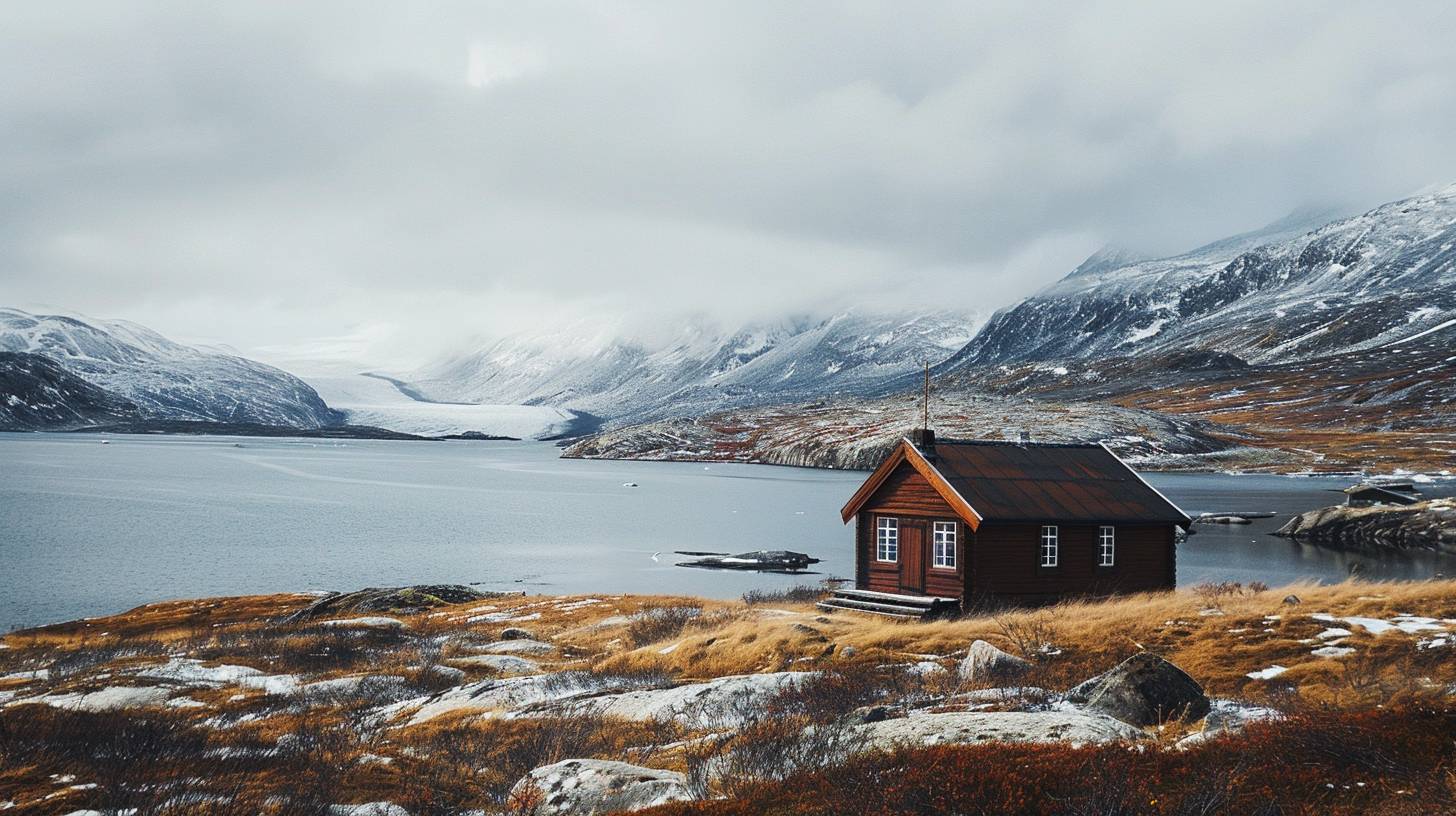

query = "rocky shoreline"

[{"left": 559, "top": 392, "right": 1292, "bottom": 472}]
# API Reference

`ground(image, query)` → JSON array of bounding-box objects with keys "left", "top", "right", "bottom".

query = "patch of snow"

[
  {"left": 1246, "top": 665, "right": 1288, "bottom": 680},
  {"left": 18, "top": 685, "right": 173, "bottom": 712}
]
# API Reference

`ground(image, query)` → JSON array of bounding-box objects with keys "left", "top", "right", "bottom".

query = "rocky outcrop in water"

[{"left": 1274, "top": 499, "right": 1456, "bottom": 553}]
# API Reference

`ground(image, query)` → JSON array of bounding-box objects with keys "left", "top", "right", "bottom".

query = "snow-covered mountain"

[
  {"left": 0, "top": 308, "right": 340, "bottom": 428},
  {"left": 0, "top": 351, "right": 141, "bottom": 430},
  {"left": 407, "top": 309, "right": 981, "bottom": 425},
  {"left": 945, "top": 187, "right": 1456, "bottom": 369}
]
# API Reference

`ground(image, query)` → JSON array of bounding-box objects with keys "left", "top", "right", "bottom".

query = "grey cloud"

[{"left": 2, "top": 1, "right": 1455, "bottom": 366}]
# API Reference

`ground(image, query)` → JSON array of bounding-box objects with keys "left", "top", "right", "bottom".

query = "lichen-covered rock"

[
  {"left": 510, "top": 759, "right": 695, "bottom": 815},
  {"left": 852, "top": 710, "right": 1142, "bottom": 749},
  {"left": 500, "top": 626, "right": 537, "bottom": 640},
  {"left": 957, "top": 640, "right": 1032, "bottom": 683},
  {"left": 1078, "top": 652, "right": 1210, "bottom": 726}
]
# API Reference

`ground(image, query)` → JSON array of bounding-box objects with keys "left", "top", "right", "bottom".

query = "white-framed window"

[
  {"left": 1099, "top": 526, "right": 1116, "bottom": 567},
  {"left": 1040, "top": 525, "right": 1059, "bottom": 567},
  {"left": 932, "top": 521, "right": 957, "bottom": 569},
  {"left": 875, "top": 517, "right": 899, "bottom": 562}
]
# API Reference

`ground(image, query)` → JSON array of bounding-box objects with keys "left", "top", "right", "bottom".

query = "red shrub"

[{"left": 646, "top": 706, "right": 1455, "bottom": 816}]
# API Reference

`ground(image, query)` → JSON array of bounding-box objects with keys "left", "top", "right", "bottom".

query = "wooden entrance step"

[{"left": 816, "top": 588, "right": 960, "bottom": 620}]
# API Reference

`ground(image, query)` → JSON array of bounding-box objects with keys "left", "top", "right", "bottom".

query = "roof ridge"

[{"left": 933, "top": 437, "right": 1104, "bottom": 448}]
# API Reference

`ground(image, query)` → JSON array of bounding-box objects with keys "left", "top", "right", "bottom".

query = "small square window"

[
  {"left": 876, "top": 517, "right": 898, "bottom": 562},
  {"left": 1040, "top": 525, "right": 1058, "bottom": 567}
]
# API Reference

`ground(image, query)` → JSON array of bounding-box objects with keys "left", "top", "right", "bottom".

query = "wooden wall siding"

[
  {"left": 862, "top": 461, "right": 958, "bottom": 517},
  {"left": 969, "top": 523, "right": 1175, "bottom": 602},
  {"left": 856, "top": 511, "right": 966, "bottom": 599},
  {"left": 854, "top": 461, "right": 970, "bottom": 599}
]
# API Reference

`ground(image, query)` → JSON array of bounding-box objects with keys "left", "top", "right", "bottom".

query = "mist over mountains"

[{"left": 2, "top": 184, "right": 1452, "bottom": 461}]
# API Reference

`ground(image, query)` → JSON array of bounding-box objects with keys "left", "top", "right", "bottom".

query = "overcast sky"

[{"left": 3, "top": 1, "right": 1456, "bottom": 370}]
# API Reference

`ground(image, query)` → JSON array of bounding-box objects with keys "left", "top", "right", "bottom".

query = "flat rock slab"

[
  {"left": 473, "top": 639, "right": 555, "bottom": 655},
  {"left": 449, "top": 654, "right": 540, "bottom": 675},
  {"left": 547, "top": 671, "right": 815, "bottom": 728},
  {"left": 852, "top": 710, "right": 1143, "bottom": 749},
  {"left": 512, "top": 759, "right": 695, "bottom": 815},
  {"left": 320, "top": 617, "right": 408, "bottom": 630},
  {"left": 16, "top": 685, "right": 173, "bottom": 712}
]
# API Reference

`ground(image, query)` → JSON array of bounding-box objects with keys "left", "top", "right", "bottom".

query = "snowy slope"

[
  {"left": 947, "top": 187, "right": 1456, "bottom": 368},
  {"left": 0, "top": 351, "right": 141, "bottom": 430},
  {"left": 305, "top": 371, "right": 575, "bottom": 439},
  {"left": 408, "top": 309, "right": 980, "bottom": 425},
  {"left": 0, "top": 308, "right": 340, "bottom": 428}
]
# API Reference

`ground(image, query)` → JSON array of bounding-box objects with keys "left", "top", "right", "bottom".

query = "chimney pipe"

[
  {"left": 1018, "top": 430, "right": 1032, "bottom": 445},
  {"left": 911, "top": 428, "right": 937, "bottom": 460}
]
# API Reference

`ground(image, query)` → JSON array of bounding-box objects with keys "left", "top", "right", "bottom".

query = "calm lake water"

[{"left": 2, "top": 434, "right": 1454, "bottom": 631}]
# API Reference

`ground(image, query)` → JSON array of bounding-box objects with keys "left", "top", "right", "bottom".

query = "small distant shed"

[{"left": 1343, "top": 483, "right": 1421, "bottom": 507}]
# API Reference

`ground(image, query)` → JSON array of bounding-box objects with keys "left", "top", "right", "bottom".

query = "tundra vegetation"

[{"left": 1, "top": 581, "right": 1454, "bottom": 815}]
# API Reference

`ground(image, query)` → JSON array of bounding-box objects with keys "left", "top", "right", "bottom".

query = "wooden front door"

[{"left": 899, "top": 521, "right": 925, "bottom": 594}]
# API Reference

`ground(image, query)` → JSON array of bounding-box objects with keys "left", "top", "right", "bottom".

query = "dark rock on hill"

[
  {"left": 284, "top": 585, "right": 500, "bottom": 623},
  {"left": 1077, "top": 652, "right": 1210, "bottom": 726},
  {"left": 0, "top": 351, "right": 141, "bottom": 430}
]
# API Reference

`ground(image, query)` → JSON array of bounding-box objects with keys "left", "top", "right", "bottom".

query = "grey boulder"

[
  {"left": 1077, "top": 652, "right": 1210, "bottom": 726},
  {"left": 511, "top": 759, "right": 695, "bottom": 815},
  {"left": 957, "top": 640, "right": 1032, "bottom": 683}
]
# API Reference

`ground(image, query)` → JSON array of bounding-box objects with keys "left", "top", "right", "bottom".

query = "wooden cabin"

[{"left": 824, "top": 431, "right": 1191, "bottom": 616}]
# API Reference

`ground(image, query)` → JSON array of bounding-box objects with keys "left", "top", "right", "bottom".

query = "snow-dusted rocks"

[
  {"left": 957, "top": 640, "right": 1032, "bottom": 684},
  {"left": 16, "top": 685, "right": 173, "bottom": 712},
  {"left": 448, "top": 654, "right": 540, "bottom": 675},
  {"left": 471, "top": 639, "right": 555, "bottom": 656},
  {"left": 852, "top": 710, "right": 1143, "bottom": 749},
  {"left": 329, "top": 802, "right": 410, "bottom": 816},
  {"left": 542, "top": 672, "right": 815, "bottom": 728},
  {"left": 1076, "top": 653, "right": 1210, "bottom": 726},
  {"left": 510, "top": 759, "right": 695, "bottom": 815}
]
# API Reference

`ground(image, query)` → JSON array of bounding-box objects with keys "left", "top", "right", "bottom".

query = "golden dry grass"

[{"left": 2, "top": 581, "right": 1455, "bottom": 812}]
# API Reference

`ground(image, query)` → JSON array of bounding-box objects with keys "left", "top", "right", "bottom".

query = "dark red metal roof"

[{"left": 927, "top": 439, "right": 1190, "bottom": 526}]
